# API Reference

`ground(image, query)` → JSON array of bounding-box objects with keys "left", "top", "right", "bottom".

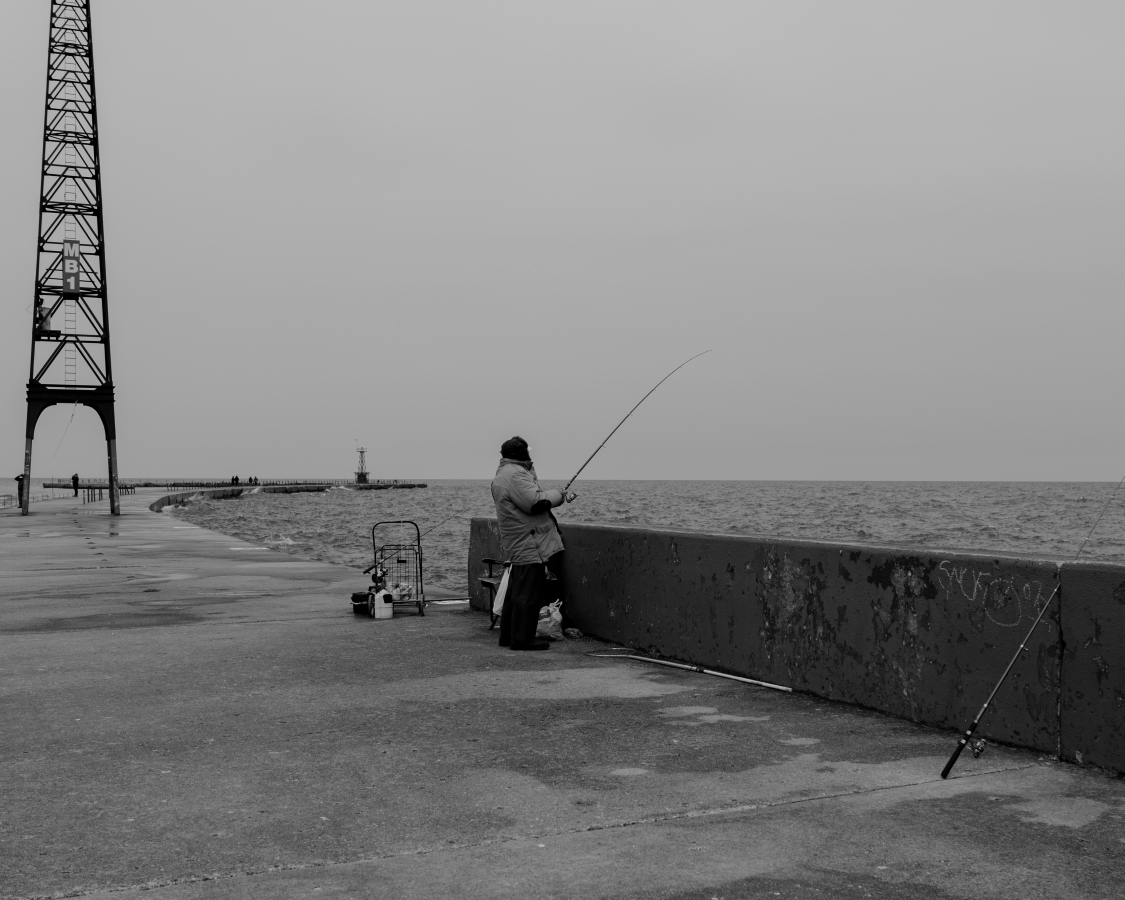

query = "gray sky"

[{"left": 2, "top": 1, "right": 1123, "bottom": 482}]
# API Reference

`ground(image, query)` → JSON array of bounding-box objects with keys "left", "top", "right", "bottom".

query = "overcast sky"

[{"left": 2, "top": 1, "right": 1123, "bottom": 482}]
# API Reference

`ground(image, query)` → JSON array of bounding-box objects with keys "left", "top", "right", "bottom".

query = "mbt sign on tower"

[
  {"left": 62, "top": 239, "right": 82, "bottom": 293},
  {"left": 23, "top": 0, "right": 120, "bottom": 515}
]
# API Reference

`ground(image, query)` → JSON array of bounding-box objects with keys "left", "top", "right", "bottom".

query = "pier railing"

[
  {"left": 0, "top": 492, "right": 57, "bottom": 509},
  {"left": 49, "top": 479, "right": 416, "bottom": 490},
  {"left": 19, "top": 480, "right": 427, "bottom": 508}
]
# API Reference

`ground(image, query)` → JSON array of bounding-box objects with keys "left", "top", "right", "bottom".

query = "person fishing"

[{"left": 490, "top": 436, "right": 568, "bottom": 651}]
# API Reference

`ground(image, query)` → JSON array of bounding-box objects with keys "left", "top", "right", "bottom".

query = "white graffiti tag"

[{"left": 935, "top": 561, "right": 1050, "bottom": 628}]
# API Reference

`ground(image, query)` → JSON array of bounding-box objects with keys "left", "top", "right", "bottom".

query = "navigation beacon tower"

[
  {"left": 22, "top": 0, "right": 120, "bottom": 515},
  {"left": 355, "top": 446, "right": 369, "bottom": 484}
]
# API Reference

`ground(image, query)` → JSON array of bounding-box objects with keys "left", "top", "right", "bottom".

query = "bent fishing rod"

[
  {"left": 941, "top": 472, "right": 1125, "bottom": 779},
  {"left": 415, "top": 353, "right": 710, "bottom": 539},
  {"left": 563, "top": 350, "right": 712, "bottom": 496}
]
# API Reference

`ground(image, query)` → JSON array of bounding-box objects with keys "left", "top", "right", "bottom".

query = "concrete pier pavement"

[{"left": 2, "top": 492, "right": 1124, "bottom": 899}]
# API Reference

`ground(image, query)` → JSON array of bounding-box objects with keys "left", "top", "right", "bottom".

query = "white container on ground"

[{"left": 370, "top": 589, "right": 394, "bottom": 619}]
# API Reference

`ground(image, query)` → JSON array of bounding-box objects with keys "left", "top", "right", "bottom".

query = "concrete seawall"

[
  {"left": 147, "top": 484, "right": 357, "bottom": 511},
  {"left": 469, "top": 517, "right": 1125, "bottom": 773},
  {"left": 148, "top": 488, "right": 248, "bottom": 510}
]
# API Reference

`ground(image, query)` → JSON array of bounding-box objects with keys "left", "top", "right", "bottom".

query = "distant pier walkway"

[
  {"left": 1, "top": 492, "right": 1122, "bottom": 898},
  {"left": 40, "top": 478, "right": 428, "bottom": 491}
]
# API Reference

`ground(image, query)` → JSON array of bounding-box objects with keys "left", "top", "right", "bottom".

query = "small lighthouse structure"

[{"left": 355, "top": 446, "right": 369, "bottom": 484}]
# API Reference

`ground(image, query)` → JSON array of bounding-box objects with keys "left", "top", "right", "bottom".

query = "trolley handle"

[{"left": 371, "top": 520, "right": 422, "bottom": 546}]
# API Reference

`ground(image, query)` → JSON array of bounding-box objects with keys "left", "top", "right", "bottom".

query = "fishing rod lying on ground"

[
  {"left": 562, "top": 350, "right": 712, "bottom": 498},
  {"left": 941, "top": 473, "right": 1125, "bottom": 779},
  {"left": 589, "top": 650, "right": 792, "bottom": 692}
]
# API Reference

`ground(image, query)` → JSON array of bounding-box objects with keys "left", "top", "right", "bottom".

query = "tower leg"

[
  {"left": 107, "top": 438, "right": 119, "bottom": 515},
  {"left": 21, "top": 437, "right": 32, "bottom": 516},
  {"left": 21, "top": 397, "right": 41, "bottom": 516}
]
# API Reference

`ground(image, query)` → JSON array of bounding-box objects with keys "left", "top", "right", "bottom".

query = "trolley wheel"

[{"left": 368, "top": 595, "right": 376, "bottom": 618}]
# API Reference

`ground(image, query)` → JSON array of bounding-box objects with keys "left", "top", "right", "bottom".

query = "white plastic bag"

[
  {"left": 537, "top": 600, "right": 564, "bottom": 641},
  {"left": 492, "top": 565, "right": 511, "bottom": 617}
]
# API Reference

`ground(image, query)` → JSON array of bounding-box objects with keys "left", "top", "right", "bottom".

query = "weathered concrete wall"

[
  {"left": 1060, "top": 562, "right": 1125, "bottom": 772},
  {"left": 468, "top": 518, "right": 1063, "bottom": 753}
]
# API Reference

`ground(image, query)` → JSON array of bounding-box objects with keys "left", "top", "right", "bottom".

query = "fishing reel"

[
  {"left": 366, "top": 566, "right": 388, "bottom": 590},
  {"left": 564, "top": 491, "right": 578, "bottom": 503},
  {"left": 970, "top": 738, "right": 987, "bottom": 759}
]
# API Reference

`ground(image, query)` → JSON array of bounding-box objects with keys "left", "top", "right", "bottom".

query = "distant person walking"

[
  {"left": 490, "top": 436, "right": 568, "bottom": 651},
  {"left": 15, "top": 474, "right": 25, "bottom": 508},
  {"left": 71, "top": 473, "right": 79, "bottom": 497}
]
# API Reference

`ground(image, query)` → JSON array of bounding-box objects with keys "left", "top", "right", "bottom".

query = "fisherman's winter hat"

[{"left": 500, "top": 436, "right": 531, "bottom": 461}]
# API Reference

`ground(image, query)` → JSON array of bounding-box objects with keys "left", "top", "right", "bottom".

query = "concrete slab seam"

[
  {"left": 13, "top": 764, "right": 1040, "bottom": 900},
  {"left": 570, "top": 762, "right": 1040, "bottom": 833}
]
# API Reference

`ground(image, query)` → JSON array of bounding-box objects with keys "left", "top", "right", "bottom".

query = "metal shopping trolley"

[{"left": 360, "top": 520, "right": 426, "bottom": 617}]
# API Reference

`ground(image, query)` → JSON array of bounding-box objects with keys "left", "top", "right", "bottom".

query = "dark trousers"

[{"left": 499, "top": 554, "right": 564, "bottom": 647}]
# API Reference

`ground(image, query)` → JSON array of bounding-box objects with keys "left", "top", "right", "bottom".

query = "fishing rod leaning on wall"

[{"left": 941, "top": 473, "right": 1125, "bottom": 778}]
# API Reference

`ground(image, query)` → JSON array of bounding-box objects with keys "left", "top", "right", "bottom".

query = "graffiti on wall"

[{"left": 935, "top": 560, "right": 1054, "bottom": 628}]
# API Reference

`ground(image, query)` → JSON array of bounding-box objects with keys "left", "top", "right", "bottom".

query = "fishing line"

[
  {"left": 1070, "top": 473, "right": 1125, "bottom": 562},
  {"left": 941, "top": 472, "right": 1125, "bottom": 779},
  {"left": 419, "top": 504, "right": 495, "bottom": 539},
  {"left": 52, "top": 402, "right": 79, "bottom": 459},
  {"left": 419, "top": 510, "right": 470, "bottom": 539}
]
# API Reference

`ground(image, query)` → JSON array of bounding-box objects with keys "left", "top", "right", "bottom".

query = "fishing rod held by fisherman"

[{"left": 562, "top": 350, "right": 712, "bottom": 494}]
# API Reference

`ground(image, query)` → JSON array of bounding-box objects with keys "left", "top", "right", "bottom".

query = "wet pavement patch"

[{"left": 3, "top": 609, "right": 203, "bottom": 632}]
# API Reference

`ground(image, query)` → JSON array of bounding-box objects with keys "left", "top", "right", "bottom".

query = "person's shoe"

[
  {"left": 498, "top": 638, "right": 511, "bottom": 647},
  {"left": 511, "top": 641, "right": 550, "bottom": 651}
]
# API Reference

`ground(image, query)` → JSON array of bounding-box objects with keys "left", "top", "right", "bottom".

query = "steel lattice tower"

[{"left": 22, "top": 0, "right": 119, "bottom": 515}]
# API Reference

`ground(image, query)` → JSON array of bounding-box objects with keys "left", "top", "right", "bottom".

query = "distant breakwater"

[{"left": 147, "top": 482, "right": 426, "bottom": 511}]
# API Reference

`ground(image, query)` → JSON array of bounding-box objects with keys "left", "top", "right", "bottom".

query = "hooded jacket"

[{"left": 491, "top": 459, "right": 565, "bottom": 565}]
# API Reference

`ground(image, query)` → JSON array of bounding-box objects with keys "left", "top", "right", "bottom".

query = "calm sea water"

[{"left": 164, "top": 480, "right": 1125, "bottom": 592}]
